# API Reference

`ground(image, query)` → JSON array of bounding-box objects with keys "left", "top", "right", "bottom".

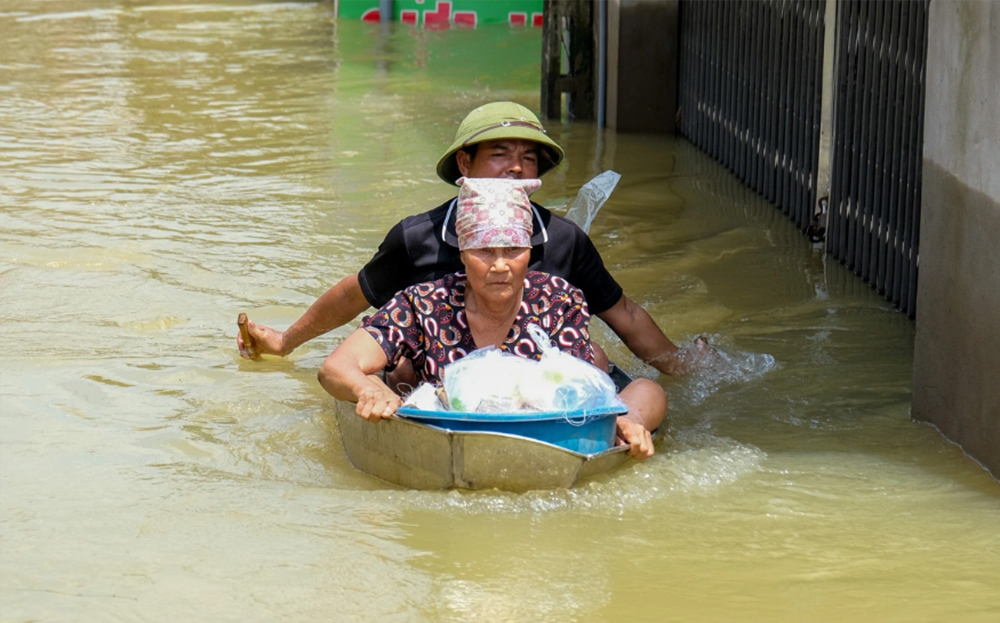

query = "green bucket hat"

[{"left": 436, "top": 102, "right": 564, "bottom": 186}]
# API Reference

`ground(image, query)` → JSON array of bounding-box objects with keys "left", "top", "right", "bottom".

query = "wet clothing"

[
  {"left": 357, "top": 198, "right": 624, "bottom": 315},
  {"left": 362, "top": 271, "right": 594, "bottom": 384}
]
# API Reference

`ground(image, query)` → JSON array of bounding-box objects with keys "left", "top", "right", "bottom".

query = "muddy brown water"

[{"left": 2, "top": 3, "right": 998, "bottom": 622}]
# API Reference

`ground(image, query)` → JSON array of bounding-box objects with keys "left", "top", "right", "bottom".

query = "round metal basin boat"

[
  {"left": 334, "top": 405, "right": 655, "bottom": 492},
  {"left": 333, "top": 364, "right": 655, "bottom": 491}
]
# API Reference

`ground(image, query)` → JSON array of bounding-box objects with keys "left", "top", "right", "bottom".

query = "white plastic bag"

[
  {"left": 440, "top": 347, "right": 536, "bottom": 413},
  {"left": 423, "top": 325, "right": 625, "bottom": 414},
  {"left": 402, "top": 382, "right": 447, "bottom": 411},
  {"left": 517, "top": 324, "right": 625, "bottom": 412}
]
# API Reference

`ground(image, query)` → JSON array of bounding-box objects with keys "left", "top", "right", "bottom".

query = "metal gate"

[
  {"left": 678, "top": 0, "right": 826, "bottom": 232},
  {"left": 827, "top": 0, "right": 929, "bottom": 317},
  {"left": 678, "top": 0, "right": 930, "bottom": 317}
]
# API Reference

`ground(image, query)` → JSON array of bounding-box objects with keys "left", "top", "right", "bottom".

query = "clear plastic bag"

[
  {"left": 440, "top": 347, "right": 537, "bottom": 413},
  {"left": 517, "top": 324, "right": 625, "bottom": 412},
  {"left": 563, "top": 170, "right": 622, "bottom": 234},
  {"left": 426, "top": 325, "right": 624, "bottom": 414},
  {"left": 402, "top": 382, "right": 447, "bottom": 411}
]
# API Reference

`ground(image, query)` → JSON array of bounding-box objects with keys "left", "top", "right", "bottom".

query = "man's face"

[{"left": 456, "top": 139, "right": 541, "bottom": 180}]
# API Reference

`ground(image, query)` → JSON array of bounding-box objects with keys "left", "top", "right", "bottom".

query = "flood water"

[{"left": 2, "top": 3, "right": 998, "bottom": 622}]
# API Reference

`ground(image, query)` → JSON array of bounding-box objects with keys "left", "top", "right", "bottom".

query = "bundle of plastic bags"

[{"left": 402, "top": 324, "right": 625, "bottom": 414}]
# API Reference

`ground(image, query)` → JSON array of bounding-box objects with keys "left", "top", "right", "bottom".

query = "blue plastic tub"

[{"left": 396, "top": 406, "right": 625, "bottom": 454}]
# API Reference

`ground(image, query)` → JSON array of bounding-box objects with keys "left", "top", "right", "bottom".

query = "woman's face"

[{"left": 461, "top": 247, "right": 531, "bottom": 305}]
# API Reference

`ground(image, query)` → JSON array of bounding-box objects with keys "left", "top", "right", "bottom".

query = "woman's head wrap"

[{"left": 455, "top": 177, "right": 541, "bottom": 251}]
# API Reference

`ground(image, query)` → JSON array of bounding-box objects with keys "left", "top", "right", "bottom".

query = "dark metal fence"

[
  {"left": 827, "top": 0, "right": 929, "bottom": 317},
  {"left": 678, "top": 0, "right": 826, "bottom": 232}
]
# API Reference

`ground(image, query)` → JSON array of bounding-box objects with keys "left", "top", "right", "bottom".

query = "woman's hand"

[
  {"left": 615, "top": 415, "right": 655, "bottom": 461},
  {"left": 355, "top": 379, "right": 402, "bottom": 422},
  {"left": 615, "top": 378, "right": 666, "bottom": 461},
  {"left": 317, "top": 329, "right": 396, "bottom": 420}
]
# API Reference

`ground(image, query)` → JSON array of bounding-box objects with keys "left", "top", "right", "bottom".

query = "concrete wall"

[{"left": 913, "top": 1, "right": 1000, "bottom": 477}]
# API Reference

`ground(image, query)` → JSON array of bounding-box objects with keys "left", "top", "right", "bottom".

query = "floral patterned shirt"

[{"left": 362, "top": 271, "right": 594, "bottom": 384}]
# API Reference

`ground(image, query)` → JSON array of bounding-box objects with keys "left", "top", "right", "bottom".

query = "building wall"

[
  {"left": 913, "top": 0, "right": 1000, "bottom": 477},
  {"left": 606, "top": 0, "right": 678, "bottom": 133}
]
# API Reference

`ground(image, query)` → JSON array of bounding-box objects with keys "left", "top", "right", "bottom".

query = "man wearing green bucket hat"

[
  {"left": 434, "top": 100, "right": 565, "bottom": 185},
  {"left": 238, "top": 101, "right": 713, "bottom": 380}
]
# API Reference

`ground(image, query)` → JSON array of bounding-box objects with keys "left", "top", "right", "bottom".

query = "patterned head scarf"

[{"left": 455, "top": 177, "right": 541, "bottom": 251}]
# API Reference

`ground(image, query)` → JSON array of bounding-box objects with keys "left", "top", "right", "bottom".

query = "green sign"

[{"left": 336, "top": 0, "right": 544, "bottom": 27}]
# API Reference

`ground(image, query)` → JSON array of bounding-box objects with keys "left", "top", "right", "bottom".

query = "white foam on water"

[
  {"left": 673, "top": 339, "right": 779, "bottom": 407},
  {"left": 337, "top": 432, "right": 768, "bottom": 517}
]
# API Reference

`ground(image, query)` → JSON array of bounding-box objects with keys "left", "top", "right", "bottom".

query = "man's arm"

[
  {"left": 596, "top": 294, "right": 713, "bottom": 376},
  {"left": 237, "top": 273, "right": 371, "bottom": 358}
]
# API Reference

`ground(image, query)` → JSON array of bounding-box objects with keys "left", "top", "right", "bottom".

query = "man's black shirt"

[{"left": 358, "top": 198, "right": 624, "bottom": 315}]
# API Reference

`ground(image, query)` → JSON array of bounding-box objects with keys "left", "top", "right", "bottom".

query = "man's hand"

[
  {"left": 666, "top": 336, "right": 721, "bottom": 375},
  {"left": 355, "top": 381, "right": 402, "bottom": 422},
  {"left": 237, "top": 274, "right": 370, "bottom": 362},
  {"left": 237, "top": 317, "right": 290, "bottom": 359},
  {"left": 615, "top": 415, "right": 655, "bottom": 461},
  {"left": 599, "top": 295, "right": 712, "bottom": 377}
]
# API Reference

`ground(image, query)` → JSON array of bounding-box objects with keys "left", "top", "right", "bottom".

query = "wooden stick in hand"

[{"left": 238, "top": 313, "right": 262, "bottom": 361}]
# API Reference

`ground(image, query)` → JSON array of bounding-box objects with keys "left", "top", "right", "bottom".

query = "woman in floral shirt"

[
  {"left": 319, "top": 177, "right": 665, "bottom": 460},
  {"left": 362, "top": 270, "right": 592, "bottom": 384}
]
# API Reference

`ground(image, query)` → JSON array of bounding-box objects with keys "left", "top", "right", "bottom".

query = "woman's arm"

[
  {"left": 555, "top": 282, "right": 667, "bottom": 460},
  {"left": 318, "top": 329, "right": 401, "bottom": 421}
]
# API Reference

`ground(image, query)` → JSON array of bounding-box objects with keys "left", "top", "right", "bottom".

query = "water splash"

[
  {"left": 674, "top": 340, "right": 778, "bottom": 407},
  {"left": 335, "top": 433, "right": 767, "bottom": 517}
]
